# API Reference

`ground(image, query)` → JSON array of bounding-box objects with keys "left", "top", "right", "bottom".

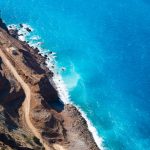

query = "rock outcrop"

[
  {"left": 0, "top": 18, "right": 9, "bottom": 33},
  {"left": 0, "top": 18, "right": 100, "bottom": 150}
]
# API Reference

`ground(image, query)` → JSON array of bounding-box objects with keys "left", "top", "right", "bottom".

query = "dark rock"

[
  {"left": 39, "top": 76, "right": 59, "bottom": 102},
  {"left": 26, "top": 27, "right": 32, "bottom": 32},
  {"left": 0, "top": 18, "right": 9, "bottom": 33},
  {"left": 9, "top": 29, "right": 19, "bottom": 39},
  {"left": 20, "top": 24, "right": 23, "bottom": 28}
]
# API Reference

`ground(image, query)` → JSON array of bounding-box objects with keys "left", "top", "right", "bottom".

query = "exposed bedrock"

[
  {"left": 30, "top": 105, "right": 66, "bottom": 144},
  {"left": 0, "top": 18, "right": 100, "bottom": 150},
  {"left": 0, "top": 57, "right": 25, "bottom": 117},
  {"left": 0, "top": 18, "right": 9, "bottom": 33},
  {"left": 0, "top": 57, "right": 44, "bottom": 149}
]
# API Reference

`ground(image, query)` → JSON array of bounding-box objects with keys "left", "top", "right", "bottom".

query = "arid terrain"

[{"left": 0, "top": 18, "right": 99, "bottom": 150}]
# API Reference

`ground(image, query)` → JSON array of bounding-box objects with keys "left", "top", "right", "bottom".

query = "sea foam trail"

[{"left": 8, "top": 23, "right": 105, "bottom": 150}]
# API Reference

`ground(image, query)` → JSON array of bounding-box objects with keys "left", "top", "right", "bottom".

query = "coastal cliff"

[{"left": 0, "top": 18, "right": 99, "bottom": 150}]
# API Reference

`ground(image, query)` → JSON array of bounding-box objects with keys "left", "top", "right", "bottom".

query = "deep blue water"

[{"left": 1, "top": 0, "right": 150, "bottom": 149}]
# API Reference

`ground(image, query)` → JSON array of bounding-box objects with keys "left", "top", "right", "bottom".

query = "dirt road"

[{"left": 0, "top": 49, "right": 50, "bottom": 150}]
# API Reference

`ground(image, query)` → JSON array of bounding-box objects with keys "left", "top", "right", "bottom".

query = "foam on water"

[
  {"left": 75, "top": 104, "right": 105, "bottom": 150},
  {"left": 8, "top": 24, "right": 33, "bottom": 41},
  {"left": 62, "top": 62, "right": 81, "bottom": 90},
  {"left": 30, "top": 35, "right": 40, "bottom": 41},
  {"left": 8, "top": 23, "right": 105, "bottom": 149}
]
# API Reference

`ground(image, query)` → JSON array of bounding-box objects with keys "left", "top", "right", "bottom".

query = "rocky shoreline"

[{"left": 0, "top": 18, "right": 100, "bottom": 150}]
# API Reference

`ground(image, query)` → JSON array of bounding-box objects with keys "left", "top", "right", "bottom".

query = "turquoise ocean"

[{"left": 0, "top": 0, "right": 150, "bottom": 149}]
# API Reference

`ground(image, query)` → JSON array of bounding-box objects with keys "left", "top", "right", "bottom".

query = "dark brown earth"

[{"left": 0, "top": 18, "right": 100, "bottom": 150}]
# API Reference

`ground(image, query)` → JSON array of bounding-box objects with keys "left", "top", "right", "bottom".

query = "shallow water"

[{"left": 1, "top": 0, "right": 150, "bottom": 149}]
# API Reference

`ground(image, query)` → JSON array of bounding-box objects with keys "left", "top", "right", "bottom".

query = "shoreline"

[
  {"left": 37, "top": 32, "right": 105, "bottom": 150},
  {"left": 35, "top": 44, "right": 104, "bottom": 149},
  {"left": 8, "top": 22, "right": 104, "bottom": 150},
  {"left": 3, "top": 20, "right": 103, "bottom": 149}
]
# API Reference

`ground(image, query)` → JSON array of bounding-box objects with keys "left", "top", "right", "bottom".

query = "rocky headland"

[{"left": 0, "top": 18, "right": 100, "bottom": 150}]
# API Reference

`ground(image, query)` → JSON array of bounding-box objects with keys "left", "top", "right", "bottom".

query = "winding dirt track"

[{"left": 0, "top": 49, "right": 50, "bottom": 150}]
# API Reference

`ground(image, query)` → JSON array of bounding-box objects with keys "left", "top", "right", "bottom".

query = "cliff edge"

[{"left": 0, "top": 18, "right": 100, "bottom": 150}]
